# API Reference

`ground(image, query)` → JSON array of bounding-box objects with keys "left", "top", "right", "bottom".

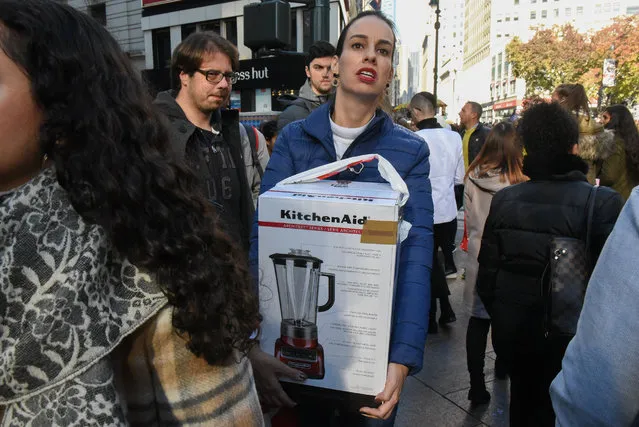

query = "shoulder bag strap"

[{"left": 585, "top": 184, "right": 598, "bottom": 266}]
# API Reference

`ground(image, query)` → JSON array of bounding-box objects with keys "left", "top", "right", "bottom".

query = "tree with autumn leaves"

[{"left": 506, "top": 16, "right": 639, "bottom": 105}]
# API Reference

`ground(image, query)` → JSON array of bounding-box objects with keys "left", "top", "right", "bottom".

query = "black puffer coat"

[{"left": 476, "top": 153, "right": 623, "bottom": 364}]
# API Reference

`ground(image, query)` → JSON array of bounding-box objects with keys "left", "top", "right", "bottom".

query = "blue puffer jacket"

[{"left": 249, "top": 102, "right": 434, "bottom": 374}]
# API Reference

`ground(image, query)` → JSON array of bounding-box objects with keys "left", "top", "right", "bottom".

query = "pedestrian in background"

[
  {"left": 410, "top": 91, "right": 462, "bottom": 334},
  {"left": 552, "top": 83, "right": 615, "bottom": 184},
  {"left": 597, "top": 104, "right": 639, "bottom": 200},
  {"left": 550, "top": 186, "right": 639, "bottom": 426},
  {"left": 250, "top": 10, "right": 433, "bottom": 426},
  {"left": 0, "top": 1, "right": 262, "bottom": 424},
  {"left": 476, "top": 102, "right": 622, "bottom": 427},
  {"left": 463, "top": 122, "right": 527, "bottom": 405},
  {"left": 277, "top": 40, "right": 335, "bottom": 131},
  {"left": 260, "top": 119, "right": 279, "bottom": 156},
  {"left": 458, "top": 101, "right": 490, "bottom": 169}
]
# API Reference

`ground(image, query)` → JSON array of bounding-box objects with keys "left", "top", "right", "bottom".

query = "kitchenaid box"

[{"left": 257, "top": 155, "right": 408, "bottom": 397}]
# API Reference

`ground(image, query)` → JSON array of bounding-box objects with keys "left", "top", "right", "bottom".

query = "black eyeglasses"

[{"left": 195, "top": 69, "right": 238, "bottom": 84}]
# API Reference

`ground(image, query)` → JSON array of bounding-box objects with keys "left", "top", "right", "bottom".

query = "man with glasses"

[
  {"left": 154, "top": 31, "right": 303, "bottom": 412},
  {"left": 155, "top": 31, "right": 254, "bottom": 251}
]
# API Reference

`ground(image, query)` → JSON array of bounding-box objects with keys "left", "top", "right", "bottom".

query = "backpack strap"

[{"left": 242, "top": 123, "right": 264, "bottom": 179}]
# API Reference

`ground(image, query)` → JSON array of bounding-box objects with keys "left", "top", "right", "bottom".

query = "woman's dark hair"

[
  {"left": 465, "top": 122, "right": 527, "bottom": 184},
  {"left": 171, "top": 31, "right": 239, "bottom": 91},
  {"left": 605, "top": 104, "right": 639, "bottom": 177},
  {"left": 518, "top": 102, "right": 579, "bottom": 155},
  {"left": 0, "top": 0, "right": 258, "bottom": 364},
  {"left": 554, "top": 83, "right": 591, "bottom": 119},
  {"left": 335, "top": 11, "right": 397, "bottom": 58}
]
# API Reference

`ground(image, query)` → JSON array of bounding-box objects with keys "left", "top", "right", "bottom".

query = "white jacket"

[{"left": 415, "top": 128, "right": 464, "bottom": 224}]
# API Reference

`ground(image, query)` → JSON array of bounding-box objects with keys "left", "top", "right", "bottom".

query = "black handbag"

[{"left": 542, "top": 185, "right": 598, "bottom": 338}]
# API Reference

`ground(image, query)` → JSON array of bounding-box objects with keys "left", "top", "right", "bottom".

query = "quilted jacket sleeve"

[{"left": 388, "top": 140, "right": 434, "bottom": 375}]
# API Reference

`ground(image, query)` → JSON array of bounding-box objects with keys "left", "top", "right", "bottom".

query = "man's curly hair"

[{"left": 0, "top": 0, "right": 259, "bottom": 364}]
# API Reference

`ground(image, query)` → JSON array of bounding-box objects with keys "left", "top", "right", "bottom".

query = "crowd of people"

[{"left": 2, "top": 1, "right": 639, "bottom": 426}]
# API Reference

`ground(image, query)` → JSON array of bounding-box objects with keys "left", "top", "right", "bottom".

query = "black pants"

[
  {"left": 508, "top": 338, "right": 570, "bottom": 427},
  {"left": 466, "top": 316, "right": 491, "bottom": 388},
  {"left": 434, "top": 218, "right": 457, "bottom": 272}
]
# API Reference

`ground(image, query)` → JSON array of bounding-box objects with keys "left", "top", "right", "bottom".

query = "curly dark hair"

[
  {"left": 0, "top": 0, "right": 259, "bottom": 364},
  {"left": 605, "top": 104, "right": 639, "bottom": 178},
  {"left": 518, "top": 101, "right": 579, "bottom": 155}
]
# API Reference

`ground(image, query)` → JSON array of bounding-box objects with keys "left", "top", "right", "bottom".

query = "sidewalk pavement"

[{"left": 394, "top": 215, "right": 510, "bottom": 427}]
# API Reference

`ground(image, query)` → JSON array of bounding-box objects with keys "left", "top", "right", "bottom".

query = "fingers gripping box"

[{"left": 258, "top": 178, "right": 403, "bottom": 396}]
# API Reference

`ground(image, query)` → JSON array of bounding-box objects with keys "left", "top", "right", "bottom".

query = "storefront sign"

[
  {"left": 233, "top": 56, "right": 307, "bottom": 91},
  {"left": 142, "top": 0, "right": 182, "bottom": 8},
  {"left": 493, "top": 99, "right": 518, "bottom": 110}
]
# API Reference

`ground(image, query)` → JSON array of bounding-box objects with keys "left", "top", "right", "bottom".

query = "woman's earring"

[
  {"left": 332, "top": 73, "right": 340, "bottom": 87},
  {"left": 41, "top": 154, "right": 49, "bottom": 169},
  {"left": 385, "top": 82, "right": 391, "bottom": 96}
]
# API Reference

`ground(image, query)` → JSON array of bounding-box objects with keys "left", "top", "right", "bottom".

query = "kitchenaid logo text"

[{"left": 280, "top": 210, "right": 368, "bottom": 224}]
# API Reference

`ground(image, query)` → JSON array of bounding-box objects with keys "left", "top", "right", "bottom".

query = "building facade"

[
  {"left": 66, "top": 0, "right": 146, "bottom": 70},
  {"left": 139, "top": 0, "right": 350, "bottom": 112}
]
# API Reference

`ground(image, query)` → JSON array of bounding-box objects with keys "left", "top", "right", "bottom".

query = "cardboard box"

[{"left": 258, "top": 179, "right": 403, "bottom": 396}]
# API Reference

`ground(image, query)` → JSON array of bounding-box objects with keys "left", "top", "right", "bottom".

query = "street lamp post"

[{"left": 430, "top": 0, "right": 441, "bottom": 113}]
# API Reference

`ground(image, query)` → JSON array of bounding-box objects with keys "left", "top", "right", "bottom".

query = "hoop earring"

[
  {"left": 385, "top": 82, "right": 390, "bottom": 96},
  {"left": 41, "top": 153, "right": 49, "bottom": 169},
  {"left": 332, "top": 73, "right": 340, "bottom": 87}
]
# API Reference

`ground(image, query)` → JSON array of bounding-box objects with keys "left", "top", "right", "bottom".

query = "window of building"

[
  {"left": 530, "top": 10, "right": 536, "bottom": 19},
  {"left": 89, "top": 3, "right": 106, "bottom": 26},
  {"left": 303, "top": 8, "right": 312, "bottom": 53},
  {"left": 224, "top": 18, "right": 237, "bottom": 47},
  {"left": 531, "top": 0, "right": 536, "bottom": 3},
  {"left": 542, "top": 0, "right": 547, "bottom": 2},
  {"left": 290, "top": 11, "right": 297, "bottom": 51},
  {"left": 200, "top": 20, "right": 221, "bottom": 34},
  {"left": 497, "top": 33, "right": 502, "bottom": 37},
  {"left": 505, "top": 33, "right": 510, "bottom": 37},
  {"left": 510, "top": 80, "right": 516, "bottom": 93},
  {"left": 514, "top": 0, "right": 519, "bottom": 4},
  {"left": 152, "top": 28, "right": 171, "bottom": 70},
  {"left": 492, "top": 56, "right": 496, "bottom": 81},
  {"left": 628, "top": 6, "right": 639, "bottom": 14},
  {"left": 565, "top": 7, "right": 571, "bottom": 16},
  {"left": 505, "top": 16, "right": 511, "bottom": 21},
  {"left": 576, "top": 6, "right": 584, "bottom": 15},
  {"left": 182, "top": 23, "right": 196, "bottom": 40},
  {"left": 514, "top": 14, "right": 519, "bottom": 20},
  {"left": 613, "top": 2, "right": 621, "bottom": 12},
  {"left": 542, "top": 9, "right": 547, "bottom": 17},
  {"left": 595, "top": 3, "right": 602, "bottom": 13},
  {"left": 498, "top": 53, "right": 503, "bottom": 79},
  {"left": 505, "top": 61, "right": 510, "bottom": 76},
  {"left": 554, "top": 8, "right": 560, "bottom": 16},
  {"left": 603, "top": 3, "right": 611, "bottom": 13}
]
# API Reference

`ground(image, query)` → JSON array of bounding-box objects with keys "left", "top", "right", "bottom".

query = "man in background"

[{"left": 277, "top": 40, "right": 335, "bottom": 131}]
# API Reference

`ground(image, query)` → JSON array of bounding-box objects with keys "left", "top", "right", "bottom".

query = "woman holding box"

[{"left": 249, "top": 10, "right": 434, "bottom": 427}]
